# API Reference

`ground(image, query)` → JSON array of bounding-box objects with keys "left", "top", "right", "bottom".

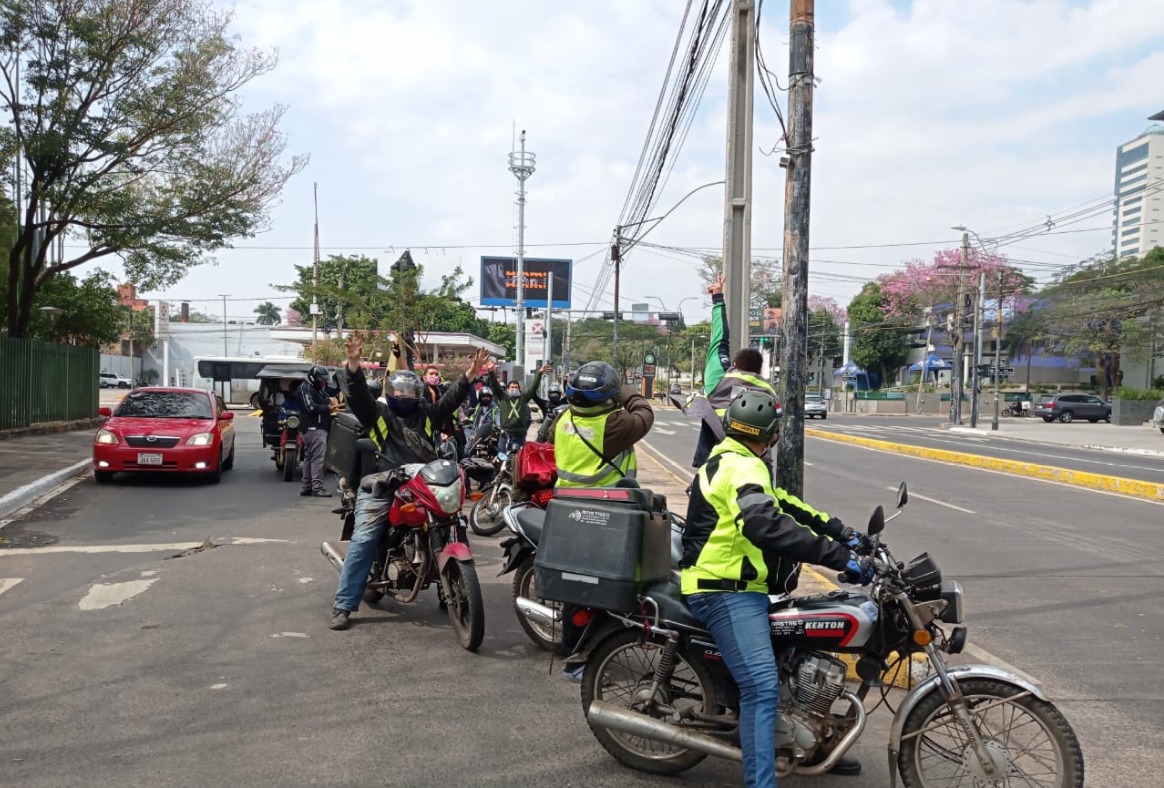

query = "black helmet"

[
  {"left": 309, "top": 365, "right": 330, "bottom": 386},
  {"left": 367, "top": 379, "right": 384, "bottom": 399},
  {"left": 566, "top": 361, "right": 620, "bottom": 407},
  {"left": 548, "top": 383, "right": 562, "bottom": 395},
  {"left": 386, "top": 370, "right": 423, "bottom": 399},
  {"left": 478, "top": 386, "right": 494, "bottom": 401},
  {"left": 722, "top": 389, "right": 782, "bottom": 444}
]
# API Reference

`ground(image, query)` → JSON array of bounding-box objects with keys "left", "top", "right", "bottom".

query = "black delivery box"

[
  {"left": 325, "top": 412, "right": 374, "bottom": 487},
  {"left": 534, "top": 489, "right": 672, "bottom": 612}
]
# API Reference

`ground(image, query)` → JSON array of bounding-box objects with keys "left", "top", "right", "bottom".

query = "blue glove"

[
  {"left": 842, "top": 527, "right": 872, "bottom": 554},
  {"left": 843, "top": 554, "right": 875, "bottom": 585}
]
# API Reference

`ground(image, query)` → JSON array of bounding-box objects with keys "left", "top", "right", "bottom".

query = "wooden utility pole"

[
  {"left": 949, "top": 231, "right": 970, "bottom": 424},
  {"left": 721, "top": 0, "right": 756, "bottom": 356},
  {"left": 776, "top": 0, "right": 815, "bottom": 498}
]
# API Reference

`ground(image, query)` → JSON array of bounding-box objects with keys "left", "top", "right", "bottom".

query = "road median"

[{"left": 807, "top": 427, "right": 1164, "bottom": 503}]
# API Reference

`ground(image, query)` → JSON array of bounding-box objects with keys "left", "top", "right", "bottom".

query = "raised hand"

[
  {"left": 707, "top": 273, "right": 726, "bottom": 296},
  {"left": 467, "top": 347, "right": 493, "bottom": 379},
  {"left": 344, "top": 331, "right": 364, "bottom": 365},
  {"left": 539, "top": 364, "right": 552, "bottom": 374}
]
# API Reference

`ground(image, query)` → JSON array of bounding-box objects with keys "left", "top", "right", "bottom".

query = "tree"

[
  {"left": 847, "top": 282, "right": 909, "bottom": 387},
  {"left": 284, "top": 255, "right": 381, "bottom": 332},
  {"left": 877, "top": 249, "right": 1034, "bottom": 320},
  {"left": 253, "top": 301, "right": 282, "bottom": 326},
  {"left": 486, "top": 322, "right": 517, "bottom": 361},
  {"left": 0, "top": 0, "right": 307, "bottom": 338},
  {"left": 697, "top": 255, "right": 782, "bottom": 308},
  {"left": 807, "top": 308, "right": 843, "bottom": 364},
  {"left": 32, "top": 269, "right": 125, "bottom": 346}
]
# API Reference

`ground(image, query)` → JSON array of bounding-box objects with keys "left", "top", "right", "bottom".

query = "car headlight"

[
  {"left": 187, "top": 432, "right": 214, "bottom": 446},
  {"left": 94, "top": 429, "right": 119, "bottom": 445},
  {"left": 284, "top": 414, "right": 301, "bottom": 429}
]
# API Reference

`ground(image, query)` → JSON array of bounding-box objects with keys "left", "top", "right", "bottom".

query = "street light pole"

[
  {"left": 219, "top": 294, "right": 229, "bottom": 356},
  {"left": 509, "top": 130, "right": 536, "bottom": 369}
]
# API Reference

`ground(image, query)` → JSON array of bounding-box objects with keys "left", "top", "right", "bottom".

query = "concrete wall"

[{"left": 98, "top": 354, "right": 135, "bottom": 378}]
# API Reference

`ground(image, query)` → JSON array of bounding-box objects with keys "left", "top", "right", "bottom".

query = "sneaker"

[
  {"left": 312, "top": 490, "right": 332, "bottom": 498},
  {"left": 300, "top": 489, "right": 312, "bottom": 497},
  {"left": 328, "top": 609, "right": 352, "bottom": 630},
  {"left": 560, "top": 663, "right": 585, "bottom": 683}
]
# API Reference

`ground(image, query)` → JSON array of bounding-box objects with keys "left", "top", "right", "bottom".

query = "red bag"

[{"left": 514, "top": 441, "right": 557, "bottom": 489}]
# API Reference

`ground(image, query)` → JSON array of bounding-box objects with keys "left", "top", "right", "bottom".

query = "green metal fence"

[{"left": 0, "top": 337, "right": 99, "bottom": 430}]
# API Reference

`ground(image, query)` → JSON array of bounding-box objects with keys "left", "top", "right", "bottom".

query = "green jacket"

[{"left": 487, "top": 369, "right": 545, "bottom": 435}]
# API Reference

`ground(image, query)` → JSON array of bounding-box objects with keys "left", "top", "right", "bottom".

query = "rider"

[
  {"left": 328, "top": 333, "right": 491, "bottom": 631},
  {"left": 299, "top": 366, "right": 338, "bottom": 497},
  {"left": 687, "top": 273, "right": 779, "bottom": 468},
  {"left": 487, "top": 365, "right": 549, "bottom": 455},
  {"left": 680, "top": 389, "right": 872, "bottom": 786},
  {"left": 534, "top": 383, "right": 567, "bottom": 443},
  {"left": 549, "top": 361, "right": 655, "bottom": 680},
  {"left": 466, "top": 386, "right": 500, "bottom": 455}
]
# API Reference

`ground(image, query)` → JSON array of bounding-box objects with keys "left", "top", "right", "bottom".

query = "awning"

[
  {"left": 256, "top": 363, "right": 314, "bottom": 379},
  {"left": 908, "top": 354, "right": 950, "bottom": 372}
]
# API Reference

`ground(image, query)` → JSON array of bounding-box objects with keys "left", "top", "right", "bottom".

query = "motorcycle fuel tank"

[{"left": 768, "top": 590, "right": 878, "bottom": 652}]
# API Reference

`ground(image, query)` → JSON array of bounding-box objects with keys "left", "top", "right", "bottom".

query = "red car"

[{"left": 93, "top": 388, "right": 236, "bottom": 484}]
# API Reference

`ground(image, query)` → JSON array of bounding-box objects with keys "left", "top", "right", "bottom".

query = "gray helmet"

[
  {"left": 309, "top": 365, "right": 330, "bottom": 386},
  {"left": 478, "top": 386, "right": 494, "bottom": 402},
  {"left": 722, "top": 389, "right": 782, "bottom": 444},
  {"left": 387, "top": 370, "right": 423, "bottom": 399}
]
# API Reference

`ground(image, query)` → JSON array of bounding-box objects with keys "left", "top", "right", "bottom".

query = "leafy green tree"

[
  {"left": 847, "top": 282, "right": 909, "bottom": 387},
  {"left": 284, "top": 255, "right": 381, "bottom": 332},
  {"left": 807, "top": 308, "right": 843, "bottom": 363},
  {"left": 253, "top": 301, "right": 282, "bottom": 325},
  {"left": 486, "top": 322, "right": 517, "bottom": 361},
  {"left": 32, "top": 269, "right": 126, "bottom": 347},
  {"left": 0, "top": 0, "right": 307, "bottom": 338}
]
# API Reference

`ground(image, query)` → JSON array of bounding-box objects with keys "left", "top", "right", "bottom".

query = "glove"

[
  {"left": 839, "top": 525, "right": 873, "bottom": 554},
  {"left": 842, "top": 554, "right": 875, "bottom": 585}
]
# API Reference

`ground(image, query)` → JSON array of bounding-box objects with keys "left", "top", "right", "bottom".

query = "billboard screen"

[{"left": 480, "top": 256, "right": 572, "bottom": 309}]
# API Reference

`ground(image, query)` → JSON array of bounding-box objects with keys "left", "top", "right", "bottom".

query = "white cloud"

[{"left": 86, "top": 0, "right": 1163, "bottom": 323}]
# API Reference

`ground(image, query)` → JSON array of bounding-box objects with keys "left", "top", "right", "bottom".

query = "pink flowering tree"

[
  {"left": 284, "top": 307, "right": 303, "bottom": 327},
  {"left": 808, "top": 295, "right": 846, "bottom": 325},
  {"left": 877, "top": 249, "right": 1033, "bottom": 320}
]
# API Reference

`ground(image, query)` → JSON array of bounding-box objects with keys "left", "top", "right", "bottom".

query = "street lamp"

[{"left": 39, "top": 305, "right": 63, "bottom": 330}]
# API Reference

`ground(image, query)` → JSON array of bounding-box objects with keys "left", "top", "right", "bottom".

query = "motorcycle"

[
  {"left": 566, "top": 483, "right": 1083, "bottom": 787},
  {"left": 275, "top": 409, "right": 304, "bottom": 482},
  {"left": 321, "top": 449, "right": 486, "bottom": 652},
  {"left": 467, "top": 447, "right": 514, "bottom": 537}
]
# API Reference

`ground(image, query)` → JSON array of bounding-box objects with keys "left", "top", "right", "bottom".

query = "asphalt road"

[{"left": 1, "top": 422, "right": 1160, "bottom": 787}]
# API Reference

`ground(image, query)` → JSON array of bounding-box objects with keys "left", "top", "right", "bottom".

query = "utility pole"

[
  {"left": 311, "top": 183, "right": 320, "bottom": 361},
  {"left": 949, "top": 231, "right": 970, "bottom": 424},
  {"left": 563, "top": 311, "right": 573, "bottom": 376},
  {"left": 219, "top": 294, "right": 229, "bottom": 356},
  {"left": 915, "top": 311, "right": 934, "bottom": 414},
  {"left": 721, "top": 0, "right": 756, "bottom": 356},
  {"left": 776, "top": 0, "right": 814, "bottom": 498},
  {"left": 970, "top": 272, "right": 985, "bottom": 427},
  {"left": 336, "top": 265, "right": 345, "bottom": 335},
  {"left": 992, "top": 270, "right": 1003, "bottom": 431},
  {"left": 509, "top": 131, "right": 536, "bottom": 369},
  {"left": 611, "top": 234, "right": 622, "bottom": 364},
  {"left": 545, "top": 270, "right": 554, "bottom": 378}
]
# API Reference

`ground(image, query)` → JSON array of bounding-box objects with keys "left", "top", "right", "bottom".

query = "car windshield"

[{"left": 115, "top": 392, "right": 213, "bottom": 419}]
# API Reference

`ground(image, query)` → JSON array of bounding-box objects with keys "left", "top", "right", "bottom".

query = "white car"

[
  {"left": 99, "top": 372, "right": 132, "bottom": 389},
  {"left": 804, "top": 393, "right": 828, "bottom": 419}
]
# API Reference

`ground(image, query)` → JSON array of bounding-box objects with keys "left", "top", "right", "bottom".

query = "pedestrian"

[{"left": 299, "top": 365, "right": 339, "bottom": 497}]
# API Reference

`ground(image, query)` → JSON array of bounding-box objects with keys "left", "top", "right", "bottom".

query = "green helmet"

[{"left": 722, "top": 389, "right": 782, "bottom": 444}]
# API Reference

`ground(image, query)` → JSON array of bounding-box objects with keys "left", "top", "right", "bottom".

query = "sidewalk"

[
  {"left": 946, "top": 418, "right": 1164, "bottom": 456},
  {"left": 0, "top": 429, "right": 94, "bottom": 521}
]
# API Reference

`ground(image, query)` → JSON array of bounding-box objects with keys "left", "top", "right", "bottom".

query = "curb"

[
  {"left": 807, "top": 428, "right": 1164, "bottom": 503},
  {"left": 0, "top": 418, "right": 102, "bottom": 441},
  {"left": 0, "top": 460, "right": 91, "bottom": 522}
]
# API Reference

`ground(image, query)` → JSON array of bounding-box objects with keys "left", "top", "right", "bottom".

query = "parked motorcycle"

[
  {"left": 559, "top": 483, "right": 1083, "bottom": 786},
  {"left": 321, "top": 455, "right": 486, "bottom": 652}
]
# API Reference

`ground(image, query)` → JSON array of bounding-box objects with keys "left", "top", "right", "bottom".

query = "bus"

[{"left": 192, "top": 355, "right": 309, "bottom": 407}]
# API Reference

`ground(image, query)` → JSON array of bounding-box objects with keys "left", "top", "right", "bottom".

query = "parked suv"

[
  {"left": 99, "top": 372, "right": 132, "bottom": 389},
  {"left": 1033, "top": 393, "right": 1111, "bottom": 423},
  {"left": 804, "top": 393, "right": 828, "bottom": 419}
]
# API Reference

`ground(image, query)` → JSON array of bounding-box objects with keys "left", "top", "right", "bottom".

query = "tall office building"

[{"left": 1112, "top": 117, "right": 1164, "bottom": 258}]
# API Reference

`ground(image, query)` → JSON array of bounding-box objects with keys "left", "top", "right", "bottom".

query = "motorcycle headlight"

[
  {"left": 187, "top": 432, "right": 214, "bottom": 446},
  {"left": 94, "top": 429, "right": 119, "bottom": 445},
  {"left": 431, "top": 479, "right": 464, "bottom": 515},
  {"left": 284, "top": 414, "right": 301, "bottom": 429}
]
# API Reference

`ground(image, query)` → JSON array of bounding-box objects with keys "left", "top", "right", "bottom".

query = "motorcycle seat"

[
  {"left": 642, "top": 576, "right": 708, "bottom": 634},
  {"left": 515, "top": 507, "right": 546, "bottom": 544}
]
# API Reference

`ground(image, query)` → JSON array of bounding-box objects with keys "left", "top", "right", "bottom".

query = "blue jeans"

[
  {"left": 333, "top": 488, "right": 391, "bottom": 612},
  {"left": 687, "top": 591, "right": 778, "bottom": 788},
  {"left": 500, "top": 431, "right": 526, "bottom": 455}
]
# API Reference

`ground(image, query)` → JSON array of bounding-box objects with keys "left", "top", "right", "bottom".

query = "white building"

[{"left": 1112, "top": 123, "right": 1164, "bottom": 258}]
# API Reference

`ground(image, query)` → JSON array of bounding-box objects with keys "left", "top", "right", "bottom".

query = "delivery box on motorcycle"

[
  {"left": 325, "top": 412, "right": 376, "bottom": 487},
  {"left": 534, "top": 487, "right": 672, "bottom": 612},
  {"left": 513, "top": 441, "right": 557, "bottom": 489}
]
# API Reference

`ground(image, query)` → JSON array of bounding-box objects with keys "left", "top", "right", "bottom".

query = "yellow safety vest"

[{"left": 554, "top": 408, "right": 637, "bottom": 488}]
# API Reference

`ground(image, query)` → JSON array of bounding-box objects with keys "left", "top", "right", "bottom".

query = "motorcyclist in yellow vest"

[
  {"left": 680, "top": 389, "right": 873, "bottom": 786},
  {"left": 685, "top": 274, "right": 779, "bottom": 468},
  {"left": 547, "top": 360, "right": 654, "bottom": 681},
  {"left": 548, "top": 361, "right": 654, "bottom": 489}
]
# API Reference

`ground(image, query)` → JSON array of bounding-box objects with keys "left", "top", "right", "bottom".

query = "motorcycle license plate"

[{"left": 137, "top": 453, "right": 164, "bottom": 466}]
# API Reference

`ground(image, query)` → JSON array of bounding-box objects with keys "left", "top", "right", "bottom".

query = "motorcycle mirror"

[
  {"left": 868, "top": 505, "right": 885, "bottom": 536},
  {"left": 896, "top": 482, "right": 909, "bottom": 508}
]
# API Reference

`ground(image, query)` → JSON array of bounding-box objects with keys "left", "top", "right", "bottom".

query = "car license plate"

[{"left": 137, "top": 453, "right": 163, "bottom": 466}]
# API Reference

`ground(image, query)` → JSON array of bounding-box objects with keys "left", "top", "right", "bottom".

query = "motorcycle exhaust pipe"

[
  {"left": 320, "top": 541, "right": 345, "bottom": 573},
  {"left": 514, "top": 596, "right": 561, "bottom": 628},
  {"left": 785, "top": 691, "right": 866, "bottom": 776},
  {"left": 586, "top": 701, "right": 742, "bottom": 763}
]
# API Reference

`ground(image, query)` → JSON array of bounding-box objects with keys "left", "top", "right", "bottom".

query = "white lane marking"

[
  {"left": 297, "top": 577, "right": 314, "bottom": 584},
  {"left": 654, "top": 428, "right": 677, "bottom": 436},
  {"left": 804, "top": 461, "right": 814, "bottom": 467},
  {"left": 78, "top": 578, "right": 158, "bottom": 610},
  {"left": 0, "top": 577, "right": 24, "bottom": 597},
  {"left": 271, "top": 632, "right": 310, "bottom": 639},
  {"left": 885, "top": 485, "right": 975, "bottom": 514},
  {"left": 211, "top": 683, "right": 229, "bottom": 690},
  {"left": 0, "top": 537, "right": 290, "bottom": 558},
  {"left": 640, "top": 439, "right": 695, "bottom": 483}
]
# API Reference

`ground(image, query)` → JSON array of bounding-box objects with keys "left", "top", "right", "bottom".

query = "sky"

[{"left": 80, "top": 0, "right": 1164, "bottom": 326}]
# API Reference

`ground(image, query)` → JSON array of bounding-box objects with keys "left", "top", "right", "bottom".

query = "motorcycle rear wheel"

[
  {"left": 581, "top": 628, "right": 716, "bottom": 776},
  {"left": 511, "top": 556, "right": 560, "bottom": 652},
  {"left": 282, "top": 449, "right": 295, "bottom": 482},
  {"left": 443, "top": 560, "right": 485, "bottom": 652},
  {"left": 469, "top": 484, "right": 512, "bottom": 537},
  {"left": 898, "top": 678, "right": 1084, "bottom": 788}
]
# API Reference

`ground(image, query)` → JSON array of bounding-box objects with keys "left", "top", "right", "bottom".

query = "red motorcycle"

[{"left": 322, "top": 457, "right": 486, "bottom": 652}]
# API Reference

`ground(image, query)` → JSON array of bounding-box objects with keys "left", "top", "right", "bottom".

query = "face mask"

[
  {"left": 388, "top": 397, "right": 419, "bottom": 416},
  {"left": 508, "top": 389, "right": 520, "bottom": 397}
]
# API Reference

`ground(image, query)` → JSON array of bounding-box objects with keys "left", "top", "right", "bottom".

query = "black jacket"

[
  {"left": 299, "top": 382, "right": 333, "bottom": 430},
  {"left": 346, "top": 366, "right": 469, "bottom": 472}
]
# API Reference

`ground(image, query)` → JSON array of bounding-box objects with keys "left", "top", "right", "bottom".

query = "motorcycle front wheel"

[
  {"left": 581, "top": 628, "right": 716, "bottom": 776},
  {"left": 443, "top": 560, "right": 485, "bottom": 652},
  {"left": 282, "top": 448, "right": 295, "bottom": 482},
  {"left": 511, "top": 556, "right": 560, "bottom": 652},
  {"left": 469, "top": 484, "right": 512, "bottom": 537},
  {"left": 898, "top": 678, "right": 1084, "bottom": 788}
]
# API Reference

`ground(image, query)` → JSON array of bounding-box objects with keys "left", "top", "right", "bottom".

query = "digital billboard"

[{"left": 480, "top": 256, "right": 572, "bottom": 309}]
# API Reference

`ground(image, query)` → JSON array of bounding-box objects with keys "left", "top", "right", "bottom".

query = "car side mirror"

[
  {"left": 896, "top": 482, "right": 909, "bottom": 508},
  {"left": 220, "top": 411, "right": 235, "bottom": 421},
  {"left": 98, "top": 406, "right": 112, "bottom": 417},
  {"left": 868, "top": 505, "right": 885, "bottom": 536}
]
